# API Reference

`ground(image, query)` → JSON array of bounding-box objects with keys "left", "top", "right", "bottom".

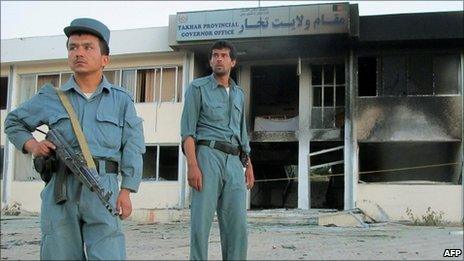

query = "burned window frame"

[
  {"left": 142, "top": 144, "right": 180, "bottom": 182},
  {"left": 311, "top": 64, "right": 345, "bottom": 129},
  {"left": 357, "top": 52, "right": 461, "bottom": 97}
]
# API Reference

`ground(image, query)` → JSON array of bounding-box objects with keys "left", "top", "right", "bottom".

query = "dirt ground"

[{"left": 1, "top": 213, "right": 463, "bottom": 260}]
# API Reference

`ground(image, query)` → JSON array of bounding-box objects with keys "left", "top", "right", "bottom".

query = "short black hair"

[
  {"left": 65, "top": 31, "right": 110, "bottom": 55},
  {"left": 209, "top": 40, "right": 237, "bottom": 61}
]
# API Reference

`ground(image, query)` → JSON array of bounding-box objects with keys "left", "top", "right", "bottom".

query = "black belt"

[
  {"left": 93, "top": 158, "right": 119, "bottom": 174},
  {"left": 197, "top": 140, "right": 240, "bottom": 156}
]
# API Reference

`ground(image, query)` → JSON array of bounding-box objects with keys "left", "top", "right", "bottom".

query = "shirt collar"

[
  {"left": 209, "top": 73, "right": 237, "bottom": 90},
  {"left": 61, "top": 74, "right": 112, "bottom": 94}
]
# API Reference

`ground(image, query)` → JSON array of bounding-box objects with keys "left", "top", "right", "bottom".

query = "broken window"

[
  {"left": 358, "top": 57, "right": 377, "bottom": 96},
  {"left": 359, "top": 53, "right": 460, "bottom": 97},
  {"left": 250, "top": 65, "right": 299, "bottom": 131},
  {"left": 142, "top": 146, "right": 158, "bottom": 180},
  {"left": 381, "top": 56, "right": 407, "bottom": 96},
  {"left": 359, "top": 142, "right": 460, "bottom": 184},
  {"left": 158, "top": 146, "right": 179, "bottom": 181},
  {"left": 408, "top": 55, "right": 433, "bottom": 95},
  {"left": 142, "top": 145, "right": 179, "bottom": 181},
  {"left": 311, "top": 64, "right": 345, "bottom": 129},
  {"left": 434, "top": 54, "right": 460, "bottom": 95},
  {"left": 0, "top": 77, "right": 8, "bottom": 110}
]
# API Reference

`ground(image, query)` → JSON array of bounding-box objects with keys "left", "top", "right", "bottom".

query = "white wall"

[
  {"left": 357, "top": 184, "right": 463, "bottom": 223},
  {"left": 1, "top": 27, "right": 171, "bottom": 64},
  {"left": 0, "top": 180, "right": 181, "bottom": 213}
]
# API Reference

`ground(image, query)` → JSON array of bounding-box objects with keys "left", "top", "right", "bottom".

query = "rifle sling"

[{"left": 55, "top": 88, "right": 96, "bottom": 170}]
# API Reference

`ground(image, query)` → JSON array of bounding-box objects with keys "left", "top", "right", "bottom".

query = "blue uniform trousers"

[{"left": 190, "top": 145, "right": 248, "bottom": 260}]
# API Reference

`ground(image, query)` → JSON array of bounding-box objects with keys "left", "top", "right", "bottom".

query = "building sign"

[{"left": 176, "top": 3, "right": 350, "bottom": 41}]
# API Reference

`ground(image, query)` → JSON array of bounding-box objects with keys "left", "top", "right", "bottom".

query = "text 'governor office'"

[{"left": 1, "top": 2, "right": 463, "bottom": 222}]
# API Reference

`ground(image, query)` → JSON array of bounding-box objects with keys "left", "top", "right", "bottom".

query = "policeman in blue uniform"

[
  {"left": 4, "top": 18, "right": 145, "bottom": 260},
  {"left": 181, "top": 40, "right": 255, "bottom": 260}
]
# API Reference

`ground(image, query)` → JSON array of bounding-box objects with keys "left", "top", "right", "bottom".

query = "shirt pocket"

[
  {"left": 203, "top": 101, "right": 227, "bottom": 122},
  {"left": 48, "top": 114, "right": 76, "bottom": 146},
  {"left": 96, "top": 112, "right": 123, "bottom": 149},
  {"left": 232, "top": 99, "right": 243, "bottom": 126}
]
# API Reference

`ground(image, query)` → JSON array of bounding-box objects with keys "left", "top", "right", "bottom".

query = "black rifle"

[{"left": 39, "top": 128, "right": 119, "bottom": 216}]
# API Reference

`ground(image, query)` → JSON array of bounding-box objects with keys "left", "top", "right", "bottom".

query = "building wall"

[{"left": 357, "top": 184, "right": 463, "bottom": 223}]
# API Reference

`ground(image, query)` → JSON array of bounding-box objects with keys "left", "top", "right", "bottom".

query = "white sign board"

[{"left": 176, "top": 3, "right": 350, "bottom": 41}]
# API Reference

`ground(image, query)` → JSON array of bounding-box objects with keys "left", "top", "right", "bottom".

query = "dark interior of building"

[
  {"left": 310, "top": 141, "right": 344, "bottom": 210},
  {"left": 250, "top": 65, "right": 299, "bottom": 129},
  {"left": 250, "top": 142, "right": 298, "bottom": 209},
  {"left": 358, "top": 142, "right": 462, "bottom": 184}
]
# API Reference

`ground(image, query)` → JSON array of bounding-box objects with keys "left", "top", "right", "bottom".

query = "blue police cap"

[{"left": 64, "top": 18, "right": 110, "bottom": 47}]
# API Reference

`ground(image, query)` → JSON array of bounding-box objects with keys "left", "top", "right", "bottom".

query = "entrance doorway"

[{"left": 249, "top": 64, "right": 299, "bottom": 209}]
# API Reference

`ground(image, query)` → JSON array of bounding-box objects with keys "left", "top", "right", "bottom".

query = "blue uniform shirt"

[
  {"left": 181, "top": 74, "right": 250, "bottom": 154},
  {"left": 4, "top": 76, "right": 145, "bottom": 192}
]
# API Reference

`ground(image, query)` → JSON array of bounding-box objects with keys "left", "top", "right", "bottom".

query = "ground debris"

[
  {"left": 1, "top": 202, "right": 22, "bottom": 216},
  {"left": 281, "top": 244, "right": 297, "bottom": 250}
]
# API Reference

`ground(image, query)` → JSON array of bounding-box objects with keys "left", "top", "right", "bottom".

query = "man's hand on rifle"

[{"left": 24, "top": 138, "right": 56, "bottom": 157}]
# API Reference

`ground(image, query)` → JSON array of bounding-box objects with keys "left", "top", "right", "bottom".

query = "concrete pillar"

[
  {"left": 298, "top": 63, "right": 311, "bottom": 210},
  {"left": 238, "top": 64, "right": 251, "bottom": 209},
  {"left": 2, "top": 65, "right": 17, "bottom": 207},
  {"left": 344, "top": 50, "right": 358, "bottom": 210},
  {"left": 178, "top": 52, "right": 194, "bottom": 209},
  {"left": 239, "top": 64, "right": 252, "bottom": 130}
]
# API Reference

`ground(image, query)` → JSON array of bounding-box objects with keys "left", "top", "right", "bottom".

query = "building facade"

[{"left": 1, "top": 3, "right": 463, "bottom": 222}]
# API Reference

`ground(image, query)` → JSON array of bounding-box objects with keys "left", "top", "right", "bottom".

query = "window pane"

[
  {"left": 336, "top": 86, "right": 345, "bottom": 106},
  {"left": 311, "top": 65, "right": 322, "bottom": 85},
  {"left": 323, "top": 65, "right": 334, "bottom": 85},
  {"left": 323, "top": 87, "right": 334, "bottom": 107},
  {"left": 313, "top": 87, "right": 322, "bottom": 107},
  {"left": 142, "top": 146, "right": 157, "bottom": 179},
  {"left": 408, "top": 55, "right": 433, "bottom": 95},
  {"left": 155, "top": 68, "right": 161, "bottom": 102},
  {"left": 122, "top": 70, "right": 136, "bottom": 98},
  {"left": 434, "top": 54, "right": 459, "bottom": 95},
  {"left": 322, "top": 107, "right": 335, "bottom": 129},
  {"left": 0, "top": 77, "right": 8, "bottom": 110},
  {"left": 103, "top": 70, "right": 120, "bottom": 86},
  {"left": 136, "top": 69, "right": 155, "bottom": 103},
  {"left": 161, "top": 68, "right": 176, "bottom": 102},
  {"left": 18, "top": 75, "right": 36, "bottom": 104},
  {"left": 159, "top": 146, "right": 179, "bottom": 181},
  {"left": 382, "top": 56, "right": 407, "bottom": 96},
  {"left": 37, "top": 74, "right": 59, "bottom": 89},
  {"left": 335, "top": 64, "right": 345, "bottom": 84},
  {"left": 311, "top": 107, "right": 322, "bottom": 128},
  {"left": 335, "top": 108, "right": 345, "bottom": 129},
  {"left": 61, "top": 73, "right": 72, "bottom": 86},
  {"left": 177, "top": 67, "right": 183, "bottom": 102}
]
